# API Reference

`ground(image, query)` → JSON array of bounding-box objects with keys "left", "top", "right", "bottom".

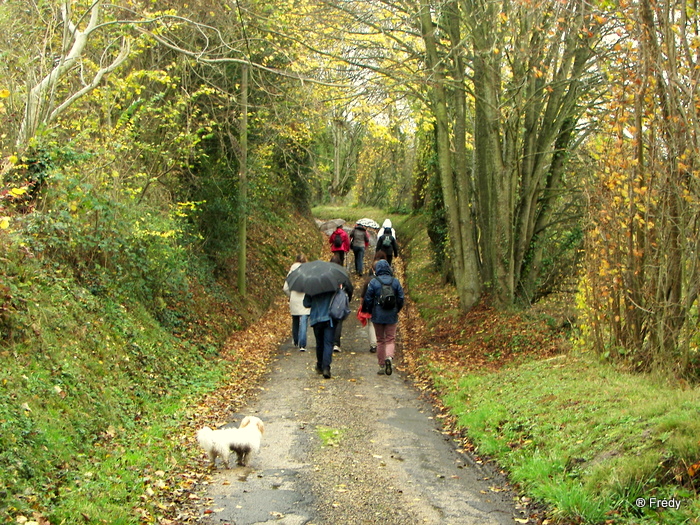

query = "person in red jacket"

[{"left": 329, "top": 225, "right": 350, "bottom": 266}]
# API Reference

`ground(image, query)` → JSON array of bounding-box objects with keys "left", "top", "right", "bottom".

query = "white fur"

[{"left": 197, "top": 416, "right": 265, "bottom": 468}]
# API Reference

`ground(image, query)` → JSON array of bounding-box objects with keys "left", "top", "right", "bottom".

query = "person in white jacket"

[
  {"left": 381, "top": 219, "right": 397, "bottom": 242},
  {"left": 283, "top": 254, "right": 311, "bottom": 351}
]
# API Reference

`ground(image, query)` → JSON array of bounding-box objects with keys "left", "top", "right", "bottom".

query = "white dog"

[{"left": 197, "top": 416, "right": 265, "bottom": 468}]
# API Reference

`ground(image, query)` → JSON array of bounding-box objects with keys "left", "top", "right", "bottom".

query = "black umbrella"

[{"left": 285, "top": 260, "right": 351, "bottom": 296}]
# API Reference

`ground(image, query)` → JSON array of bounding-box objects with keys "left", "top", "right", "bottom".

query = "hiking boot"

[
  {"left": 385, "top": 357, "right": 393, "bottom": 376},
  {"left": 369, "top": 345, "right": 377, "bottom": 353},
  {"left": 322, "top": 367, "right": 331, "bottom": 379},
  {"left": 333, "top": 345, "right": 341, "bottom": 353},
  {"left": 299, "top": 347, "right": 307, "bottom": 352},
  {"left": 377, "top": 366, "right": 386, "bottom": 375},
  {"left": 315, "top": 365, "right": 323, "bottom": 374}
]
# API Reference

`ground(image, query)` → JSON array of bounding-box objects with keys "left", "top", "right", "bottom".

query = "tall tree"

[
  {"left": 583, "top": 0, "right": 700, "bottom": 377},
  {"left": 417, "top": 0, "right": 481, "bottom": 309},
  {"left": 13, "top": 1, "right": 130, "bottom": 150},
  {"left": 464, "top": 0, "right": 601, "bottom": 306}
]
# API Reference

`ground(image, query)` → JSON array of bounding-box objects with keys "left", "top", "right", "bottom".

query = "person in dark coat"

[
  {"left": 360, "top": 251, "right": 387, "bottom": 353},
  {"left": 330, "top": 253, "right": 349, "bottom": 353},
  {"left": 304, "top": 258, "right": 353, "bottom": 379},
  {"left": 303, "top": 291, "right": 335, "bottom": 379},
  {"left": 362, "top": 259, "right": 404, "bottom": 376},
  {"left": 376, "top": 226, "right": 399, "bottom": 266}
]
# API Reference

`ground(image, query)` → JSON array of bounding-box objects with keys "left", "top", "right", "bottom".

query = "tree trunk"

[
  {"left": 332, "top": 116, "right": 342, "bottom": 199},
  {"left": 469, "top": 2, "right": 514, "bottom": 306},
  {"left": 444, "top": 1, "right": 480, "bottom": 288},
  {"left": 238, "top": 63, "right": 249, "bottom": 296},
  {"left": 639, "top": 0, "right": 687, "bottom": 361},
  {"left": 417, "top": 0, "right": 481, "bottom": 311}
]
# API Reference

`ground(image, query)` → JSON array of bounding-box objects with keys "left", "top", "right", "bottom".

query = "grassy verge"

[
  {"left": 0, "top": 269, "right": 225, "bottom": 523},
  {"left": 311, "top": 205, "right": 406, "bottom": 228},
  {"left": 0, "top": 207, "right": 323, "bottom": 523},
  {"left": 399, "top": 213, "right": 700, "bottom": 524}
]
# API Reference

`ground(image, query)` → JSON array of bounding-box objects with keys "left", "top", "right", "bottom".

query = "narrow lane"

[{"left": 199, "top": 302, "right": 524, "bottom": 525}]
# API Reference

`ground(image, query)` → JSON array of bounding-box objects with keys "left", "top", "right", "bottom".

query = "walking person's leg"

[
  {"left": 292, "top": 315, "right": 300, "bottom": 347},
  {"left": 367, "top": 321, "right": 377, "bottom": 353},
  {"left": 298, "top": 314, "right": 308, "bottom": 351},
  {"left": 383, "top": 323, "right": 397, "bottom": 375},
  {"left": 374, "top": 322, "right": 387, "bottom": 374},
  {"left": 333, "top": 319, "right": 343, "bottom": 352},
  {"left": 356, "top": 247, "right": 365, "bottom": 275},
  {"left": 322, "top": 323, "right": 335, "bottom": 378},
  {"left": 313, "top": 323, "right": 325, "bottom": 373}
]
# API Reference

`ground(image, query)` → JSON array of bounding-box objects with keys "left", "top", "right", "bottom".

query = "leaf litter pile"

[
  {"left": 398, "top": 256, "right": 565, "bottom": 379},
  {"left": 394, "top": 259, "right": 568, "bottom": 523}
]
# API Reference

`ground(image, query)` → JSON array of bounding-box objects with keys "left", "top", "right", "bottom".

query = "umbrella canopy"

[
  {"left": 356, "top": 218, "right": 380, "bottom": 229},
  {"left": 285, "top": 260, "right": 351, "bottom": 296}
]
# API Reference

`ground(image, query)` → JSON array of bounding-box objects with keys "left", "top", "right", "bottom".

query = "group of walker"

[{"left": 283, "top": 219, "right": 403, "bottom": 379}]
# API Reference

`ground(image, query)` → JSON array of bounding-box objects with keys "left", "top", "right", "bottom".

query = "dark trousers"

[
  {"left": 334, "top": 319, "right": 343, "bottom": 347},
  {"left": 352, "top": 246, "right": 365, "bottom": 275},
  {"left": 333, "top": 250, "right": 346, "bottom": 266},
  {"left": 313, "top": 321, "right": 335, "bottom": 371}
]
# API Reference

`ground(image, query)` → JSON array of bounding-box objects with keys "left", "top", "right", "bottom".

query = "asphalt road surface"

[{"left": 199, "top": 309, "right": 528, "bottom": 525}]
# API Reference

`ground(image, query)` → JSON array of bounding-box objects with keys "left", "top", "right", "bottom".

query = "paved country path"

[{"left": 198, "top": 289, "right": 529, "bottom": 525}]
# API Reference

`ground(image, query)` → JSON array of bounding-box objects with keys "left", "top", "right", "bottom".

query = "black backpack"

[
  {"left": 376, "top": 277, "right": 397, "bottom": 310},
  {"left": 381, "top": 228, "right": 393, "bottom": 249},
  {"left": 333, "top": 231, "right": 343, "bottom": 248}
]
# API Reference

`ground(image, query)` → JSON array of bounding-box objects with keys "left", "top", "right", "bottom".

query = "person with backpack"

[
  {"left": 329, "top": 225, "right": 350, "bottom": 266},
  {"left": 381, "top": 219, "right": 397, "bottom": 241},
  {"left": 349, "top": 222, "right": 370, "bottom": 276},
  {"left": 363, "top": 259, "right": 404, "bottom": 376},
  {"left": 359, "top": 251, "right": 388, "bottom": 353},
  {"left": 377, "top": 225, "right": 399, "bottom": 266},
  {"left": 303, "top": 277, "right": 353, "bottom": 379}
]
